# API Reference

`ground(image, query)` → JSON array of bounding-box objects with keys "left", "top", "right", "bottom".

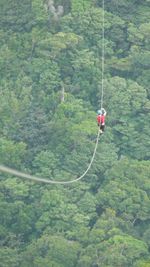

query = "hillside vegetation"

[{"left": 0, "top": 0, "right": 150, "bottom": 266}]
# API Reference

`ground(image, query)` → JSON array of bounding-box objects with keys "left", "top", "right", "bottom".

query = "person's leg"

[
  {"left": 100, "top": 125, "right": 105, "bottom": 133},
  {"left": 101, "top": 125, "right": 105, "bottom": 132},
  {"left": 99, "top": 125, "right": 103, "bottom": 134}
]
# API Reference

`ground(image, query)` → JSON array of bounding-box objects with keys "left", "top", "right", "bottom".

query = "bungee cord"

[
  {"left": 0, "top": 0, "right": 105, "bottom": 184},
  {"left": 0, "top": 130, "right": 100, "bottom": 185},
  {"left": 101, "top": 0, "right": 105, "bottom": 110}
]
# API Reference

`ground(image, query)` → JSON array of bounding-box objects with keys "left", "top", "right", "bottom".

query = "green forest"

[{"left": 0, "top": 0, "right": 150, "bottom": 266}]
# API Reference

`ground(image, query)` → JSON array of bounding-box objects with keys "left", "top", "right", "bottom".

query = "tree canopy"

[{"left": 0, "top": 0, "right": 150, "bottom": 266}]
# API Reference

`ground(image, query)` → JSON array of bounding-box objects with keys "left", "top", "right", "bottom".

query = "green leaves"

[
  {"left": 21, "top": 234, "right": 80, "bottom": 267},
  {"left": 71, "top": 0, "right": 92, "bottom": 14},
  {"left": 0, "top": 0, "right": 150, "bottom": 266},
  {"left": 0, "top": 247, "right": 20, "bottom": 267},
  {"left": 96, "top": 159, "right": 150, "bottom": 224},
  {"left": 0, "top": 138, "right": 26, "bottom": 167},
  {"left": 0, "top": 0, "right": 32, "bottom": 32},
  {"left": 32, "top": 0, "right": 47, "bottom": 26}
]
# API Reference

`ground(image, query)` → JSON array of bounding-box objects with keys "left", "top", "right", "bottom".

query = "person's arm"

[{"left": 102, "top": 108, "right": 107, "bottom": 116}]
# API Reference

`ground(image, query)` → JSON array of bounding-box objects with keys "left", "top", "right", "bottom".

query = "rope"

[
  {"left": 101, "top": 0, "right": 105, "bottom": 110},
  {"left": 0, "top": 131, "right": 100, "bottom": 184},
  {"left": 0, "top": 1, "right": 105, "bottom": 185}
]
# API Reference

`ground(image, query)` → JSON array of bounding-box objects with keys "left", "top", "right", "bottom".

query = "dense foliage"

[{"left": 0, "top": 0, "right": 150, "bottom": 266}]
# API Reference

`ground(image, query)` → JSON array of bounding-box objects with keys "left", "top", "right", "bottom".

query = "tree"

[
  {"left": 0, "top": 247, "right": 20, "bottom": 267},
  {"left": 96, "top": 159, "right": 150, "bottom": 227},
  {"left": 21, "top": 234, "right": 81, "bottom": 267}
]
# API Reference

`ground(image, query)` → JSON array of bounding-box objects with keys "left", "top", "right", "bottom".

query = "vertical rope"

[{"left": 101, "top": 0, "right": 105, "bottom": 110}]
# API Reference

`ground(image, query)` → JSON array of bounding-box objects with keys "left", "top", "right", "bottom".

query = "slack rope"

[{"left": 0, "top": 130, "right": 100, "bottom": 184}]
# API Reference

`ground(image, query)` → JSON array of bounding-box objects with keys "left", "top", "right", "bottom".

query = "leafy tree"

[
  {"left": 0, "top": 138, "right": 26, "bottom": 167},
  {"left": 0, "top": 247, "right": 20, "bottom": 267},
  {"left": 71, "top": 0, "right": 92, "bottom": 13},
  {"left": 96, "top": 159, "right": 150, "bottom": 227},
  {"left": 21, "top": 234, "right": 81, "bottom": 267},
  {"left": 0, "top": 0, "right": 32, "bottom": 32}
]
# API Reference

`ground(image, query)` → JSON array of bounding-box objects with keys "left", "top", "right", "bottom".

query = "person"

[{"left": 97, "top": 108, "right": 107, "bottom": 134}]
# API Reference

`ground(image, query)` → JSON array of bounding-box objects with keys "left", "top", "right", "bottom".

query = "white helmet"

[{"left": 97, "top": 110, "right": 102, "bottom": 115}]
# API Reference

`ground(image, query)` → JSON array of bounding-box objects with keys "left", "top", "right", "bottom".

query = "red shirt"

[{"left": 97, "top": 114, "right": 105, "bottom": 125}]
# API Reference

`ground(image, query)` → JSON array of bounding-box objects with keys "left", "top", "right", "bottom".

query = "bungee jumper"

[{"left": 97, "top": 108, "right": 107, "bottom": 134}]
